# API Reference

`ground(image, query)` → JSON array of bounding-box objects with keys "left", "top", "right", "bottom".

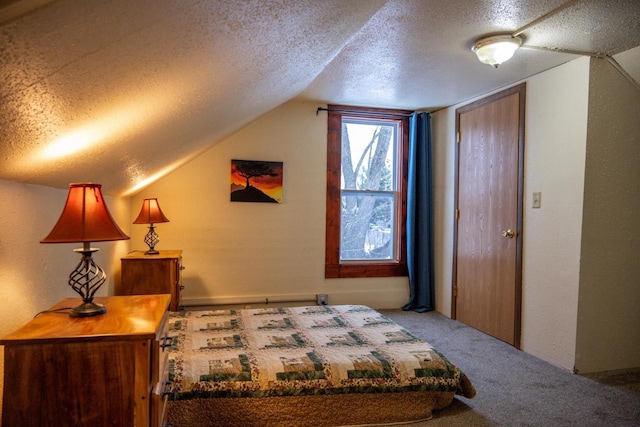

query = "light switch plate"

[{"left": 532, "top": 192, "right": 541, "bottom": 208}]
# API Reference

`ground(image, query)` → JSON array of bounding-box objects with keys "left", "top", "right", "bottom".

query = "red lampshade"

[
  {"left": 133, "top": 198, "right": 170, "bottom": 224},
  {"left": 41, "top": 183, "right": 130, "bottom": 243}
]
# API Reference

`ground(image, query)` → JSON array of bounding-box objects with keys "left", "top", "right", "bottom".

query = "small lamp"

[
  {"left": 472, "top": 34, "right": 522, "bottom": 68},
  {"left": 41, "top": 183, "right": 130, "bottom": 317},
  {"left": 133, "top": 198, "right": 170, "bottom": 255}
]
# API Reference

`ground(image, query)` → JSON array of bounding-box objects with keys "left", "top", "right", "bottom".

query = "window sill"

[{"left": 325, "top": 263, "right": 407, "bottom": 279}]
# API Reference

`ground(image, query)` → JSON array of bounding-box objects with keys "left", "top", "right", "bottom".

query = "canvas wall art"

[{"left": 230, "top": 159, "right": 283, "bottom": 203}]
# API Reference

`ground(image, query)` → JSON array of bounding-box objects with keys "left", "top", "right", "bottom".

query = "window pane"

[
  {"left": 340, "top": 193, "right": 395, "bottom": 261},
  {"left": 341, "top": 122, "right": 396, "bottom": 192}
]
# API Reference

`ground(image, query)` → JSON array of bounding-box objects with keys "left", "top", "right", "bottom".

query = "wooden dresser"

[
  {"left": 0, "top": 294, "right": 172, "bottom": 427},
  {"left": 118, "top": 250, "right": 183, "bottom": 311}
]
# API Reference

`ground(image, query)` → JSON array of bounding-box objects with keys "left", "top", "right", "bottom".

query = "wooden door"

[{"left": 452, "top": 84, "right": 525, "bottom": 347}]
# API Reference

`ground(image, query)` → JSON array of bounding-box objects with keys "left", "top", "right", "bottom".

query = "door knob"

[{"left": 502, "top": 229, "right": 515, "bottom": 238}]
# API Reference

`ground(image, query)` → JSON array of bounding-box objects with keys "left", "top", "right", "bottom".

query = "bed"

[{"left": 166, "top": 305, "right": 475, "bottom": 426}]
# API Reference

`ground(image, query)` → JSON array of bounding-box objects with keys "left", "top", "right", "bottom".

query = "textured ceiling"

[{"left": 1, "top": 0, "right": 639, "bottom": 196}]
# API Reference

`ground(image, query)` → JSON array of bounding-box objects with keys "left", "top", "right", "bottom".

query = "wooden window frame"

[{"left": 325, "top": 105, "right": 410, "bottom": 278}]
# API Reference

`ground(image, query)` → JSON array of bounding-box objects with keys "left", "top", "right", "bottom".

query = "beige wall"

[
  {"left": 575, "top": 58, "right": 640, "bottom": 373},
  {"left": 431, "top": 100, "right": 457, "bottom": 316},
  {"left": 432, "top": 57, "right": 590, "bottom": 371},
  {"left": 520, "top": 58, "right": 589, "bottom": 370},
  {"left": 130, "top": 100, "right": 410, "bottom": 309}
]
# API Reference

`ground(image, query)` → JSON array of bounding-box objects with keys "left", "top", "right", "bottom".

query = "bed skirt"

[{"left": 168, "top": 389, "right": 460, "bottom": 427}]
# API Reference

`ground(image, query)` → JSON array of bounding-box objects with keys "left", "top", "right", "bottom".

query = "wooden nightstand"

[
  {"left": 117, "top": 250, "right": 184, "bottom": 311},
  {"left": 0, "top": 294, "right": 172, "bottom": 427}
]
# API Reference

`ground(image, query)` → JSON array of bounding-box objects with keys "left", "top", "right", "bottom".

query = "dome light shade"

[{"left": 472, "top": 35, "right": 522, "bottom": 68}]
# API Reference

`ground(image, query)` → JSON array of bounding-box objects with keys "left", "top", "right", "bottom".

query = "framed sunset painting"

[{"left": 230, "top": 159, "right": 283, "bottom": 203}]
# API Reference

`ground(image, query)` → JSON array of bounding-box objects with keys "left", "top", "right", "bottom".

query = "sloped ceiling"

[{"left": 1, "top": 0, "right": 639, "bottom": 196}]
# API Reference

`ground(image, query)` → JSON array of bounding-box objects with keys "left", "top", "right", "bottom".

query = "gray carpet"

[{"left": 379, "top": 309, "right": 640, "bottom": 427}]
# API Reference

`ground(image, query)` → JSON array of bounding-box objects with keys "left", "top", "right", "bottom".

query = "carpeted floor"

[
  {"left": 582, "top": 368, "right": 640, "bottom": 394},
  {"left": 379, "top": 309, "right": 640, "bottom": 427}
]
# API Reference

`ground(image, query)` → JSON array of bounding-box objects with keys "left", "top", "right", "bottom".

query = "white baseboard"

[{"left": 182, "top": 293, "right": 317, "bottom": 307}]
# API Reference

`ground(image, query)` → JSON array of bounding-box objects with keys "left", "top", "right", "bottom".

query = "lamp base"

[
  {"left": 143, "top": 224, "right": 161, "bottom": 255},
  {"left": 69, "top": 301, "right": 107, "bottom": 318}
]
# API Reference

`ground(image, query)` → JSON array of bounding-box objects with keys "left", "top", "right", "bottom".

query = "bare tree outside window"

[{"left": 340, "top": 120, "right": 397, "bottom": 261}]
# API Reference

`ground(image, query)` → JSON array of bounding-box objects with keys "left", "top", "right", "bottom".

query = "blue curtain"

[{"left": 403, "top": 112, "right": 434, "bottom": 312}]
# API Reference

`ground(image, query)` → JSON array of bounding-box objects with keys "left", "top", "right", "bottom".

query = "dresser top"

[
  {"left": 123, "top": 249, "right": 182, "bottom": 259},
  {"left": 0, "top": 294, "right": 171, "bottom": 344}
]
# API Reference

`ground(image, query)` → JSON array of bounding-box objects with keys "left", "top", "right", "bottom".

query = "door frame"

[{"left": 451, "top": 83, "right": 526, "bottom": 348}]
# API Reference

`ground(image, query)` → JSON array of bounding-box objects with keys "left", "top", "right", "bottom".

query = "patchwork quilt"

[{"left": 166, "top": 305, "right": 475, "bottom": 400}]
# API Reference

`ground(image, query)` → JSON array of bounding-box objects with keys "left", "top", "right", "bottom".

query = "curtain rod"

[{"left": 316, "top": 107, "right": 414, "bottom": 118}]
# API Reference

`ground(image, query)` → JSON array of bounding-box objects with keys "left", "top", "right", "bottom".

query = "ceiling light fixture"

[{"left": 472, "top": 35, "right": 523, "bottom": 68}]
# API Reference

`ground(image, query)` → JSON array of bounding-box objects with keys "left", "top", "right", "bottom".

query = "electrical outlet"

[{"left": 316, "top": 294, "right": 328, "bottom": 305}]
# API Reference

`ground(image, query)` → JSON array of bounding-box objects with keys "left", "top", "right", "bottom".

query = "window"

[{"left": 325, "top": 105, "right": 409, "bottom": 278}]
